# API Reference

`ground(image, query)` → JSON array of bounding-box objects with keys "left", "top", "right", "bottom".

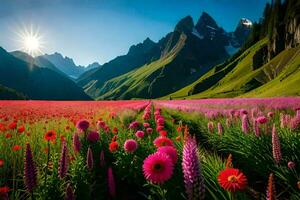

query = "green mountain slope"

[{"left": 0, "top": 84, "right": 26, "bottom": 100}]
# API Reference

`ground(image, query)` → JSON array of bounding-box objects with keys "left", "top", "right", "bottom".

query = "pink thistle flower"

[
  {"left": 142, "top": 152, "right": 174, "bottom": 184},
  {"left": 157, "top": 146, "right": 178, "bottom": 164},
  {"left": 108, "top": 167, "right": 116, "bottom": 198},
  {"left": 253, "top": 119, "right": 260, "bottom": 137},
  {"left": 76, "top": 119, "right": 89, "bottom": 131},
  {"left": 87, "top": 131, "right": 99, "bottom": 143},
  {"left": 272, "top": 124, "right": 282, "bottom": 164},
  {"left": 135, "top": 130, "right": 145, "bottom": 138},
  {"left": 124, "top": 139, "right": 138, "bottom": 153}
]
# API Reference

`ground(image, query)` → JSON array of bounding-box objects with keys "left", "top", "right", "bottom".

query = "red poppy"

[
  {"left": 159, "top": 130, "right": 167, "bottom": 137},
  {"left": 8, "top": 122, "right": 17, "bottom": 130},
  {"left": 5, "top": 133, "right": 12, "bottom": 139},
  {"left": 0, "top": 159, "right": 4, "bottom": 167},
  {"left": 44, "top": 130, "right": 57, "bottom": 141},
  {"left": 218, "top": 168, "right": 247, "bottom": 192},
  {"left": 0, "top": 186, "right": 9, "bottom": 193},
  {"left": 112, "top": 127, "right": 118, "bottom": 134},
  {"left": 17, "top": 126, "right": 25, "bottom": 133},
  {"left": 60, "top": 135, "right": 66, "bottom": 142},
  {"left": 109, "top": 141, "right": 119, "bottom": 152},
  {"left": 177, "top": 126, "right": 182, "bottom": 132},
  {"left": 12, "top": 145, "right": 21, "bottom": 151}
]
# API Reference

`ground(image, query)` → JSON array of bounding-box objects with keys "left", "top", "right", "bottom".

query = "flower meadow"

[{"left": 0, "top": 98, "right": 299, "bottom": 200}]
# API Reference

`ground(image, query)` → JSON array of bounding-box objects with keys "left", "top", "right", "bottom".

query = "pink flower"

[
  {"left": 207, "top": 122, "right": 214, "bottom": 133},
  {"left": 287, "top": 161, "right": 295, "bottom": 169},
  {"left": 156, "top": 125, "right": 164, "bottom": 132},
  {"left": 153, "top": 136, "right": 174, "bottom": 148},
  {"left": 267, "top": 112, "right": 274, "bottom": 118},
  {"left": 124, "top": 139, "right": 138, "bottom": 153},
  {"left": 146, "top": 128, "right": 153, "bottom": 134},
  {"left": 87, "top": 131, "right": 99, "bottom": 143},
  {"left": 217, "top": 122, "right": 223, "bottom": 135},
  {"left": 272, "top": 124, "right": 281, "bottom": 164},
  {"left": 142, "top": 152, "right": 174, "bottom": 184},
  {"left": 76, "top": 119, "right": 89, "bottom": 131},
  {"left": 143, "top": 123, "right": 150, "bottom": 127},
  {"left": 241, "top": 114, "right": 250, "bottom": 134},
  {"left": 157, "top": 146, "right": 178, "bottom": 164},
  {"left": 108, "top": 167, "right": 116, "bottom": 198},
  {"left": 256, "top": 116, "right": 268, "bottom": 124},
  {"left": 129, "top": 121, "right": 140, "bottom": 129},
  {"left": 135, "top": 130, "right": 145, "bottom": 138}
]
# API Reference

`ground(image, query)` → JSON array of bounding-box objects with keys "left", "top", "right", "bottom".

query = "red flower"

[
  {"left": 8, "top": 122, "right": 17, "bottom": 130},
  {"left": 12, "top": 145, "right": 21, "bottom": 151},
  {"left": 112, "top": 127, "right": 118, "bottom": 134},
  {"left": 0, "top": 186, "right": 9, "bottom": 193},
  {"left": 44, "top": 130, "right": 57, "bottom": 141},
  {"left": 109, "top": 141, "right": 119, "bottom": 152},
  {"left": 159, "top": 130, "right": 167, "bottom": 137},
  {"left": 218, "top": 168, "right": 247, "bottom": 192},
  {"left": 18, "top": 125, "right": 25, "bottom": 133},
  {"left": 153, "top": 136, "right": 174, "bottom": 148},
  {"left": 5, "top": 133, "right": 12, "bottom": 139},
  {"left": 0, "top": 159, "right": 4, "bottom": 167}
]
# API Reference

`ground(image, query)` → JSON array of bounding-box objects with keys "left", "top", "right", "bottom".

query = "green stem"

[{"left": 44, "top": 141, "right": 50, "bottom": 184}]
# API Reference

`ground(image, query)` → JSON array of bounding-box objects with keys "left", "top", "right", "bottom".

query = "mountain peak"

[
  {"left": 196, "top": 12, "right": 218, "bottom": 32},
  {"left": 175, "top": 16, "right": 194, "bottom": 33}
]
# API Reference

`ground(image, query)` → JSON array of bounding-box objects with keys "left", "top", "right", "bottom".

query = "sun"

[{"left": 16, "top": 25, "right": 45, "bottom": 56}]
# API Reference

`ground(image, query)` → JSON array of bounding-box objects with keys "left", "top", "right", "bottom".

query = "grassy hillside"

[
  {"left": 163, "top": 39, "right": 300, "bottom": 99},
  {"left": 87, "top": 34, "right": 187, "bottom": 99},
  {"left": 0, "top": 85, "right": 26, "bottom": 100}
]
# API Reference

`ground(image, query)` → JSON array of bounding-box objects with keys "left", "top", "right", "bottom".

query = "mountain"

[
  {"left": 0, "top": 84, "right": 27, "bottom": 100},
  {"left": 86, "top": 62, "right": 101, "bottom": 71},
  {"left": 164, "top": 0, "right": 300, "bottom": 99},
  {"left": 0, "top": 47, "right": 91, "bottom": 100},
  {"left": 42, "top": 53, "right": 86, "bottom": 78},
  {"left": 78, "top": 12, "right": 251, "bottom": 99},
  {"left": 10, "top": 51, "right": 66, "bottom": 76}
]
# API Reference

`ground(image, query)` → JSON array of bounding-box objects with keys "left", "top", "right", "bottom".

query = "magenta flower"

[
  {"left": 135, "top": 130, "right": 145, "bottom": 138},
  {"left": 65, "top": 183, "right": 75, "bottom": 200},
  {"left": 100, "top": 150, "right": 106, "bottom": 168},
  {"left": 108, "top": 167, "right": 116, "bottom": 198},
  {"left": 287, "top": 161, "right": 295, "bottom": 169},
  {"left": 59, "top": 141, "right": 69, "bottom": 179},
  {"left": 253, "top": 119, "right": 260, "bottom": 137},
  {"left": 76, "top": 119, "right": 90, "bottom": 131},
  {"left": 72, "top": 132, "right": 81, "bottom": 153},
  {"left": 272, "top": 124, "right": 282, "bottom": 164},
  {"left": 87, "top": 131, "right": 99, "bottom": 143},
  {"left": 124, "top": 139, "right": 138, "bottom": 153},
  {"left": 207, "top": 122, "right": 214, "bottom": 133},
  {"left": 24, "top": 143, "right": 37, "bottom": 192},
  {"left": 242, "top": 114, "right": 250, "bottom": 134},
  {"left": 129, "top": 121, "right": 140, "bottom": 129},
  {"left": 86, "top": 147, "right": 94, "bottom": 170},
  {"left": 142, "top": 152, "right": 174, "bottom": 184},
  {"left": 157, "top": 146, "right": 178, "bottom": 164},
  {"left": 182, "top": 136, "right": 205, "bottom": 200},
  {"left": 256, "top": 116, "right": 268, "bottom": 124},
  {"left": 217, "top": 122, "right": 223, "bottom": 135},
  {"left": 143, "top": 122, "right": 150, "bottom": 127},
  {"left": 146, "top": 127, "right": 153, "bottom": 134}
]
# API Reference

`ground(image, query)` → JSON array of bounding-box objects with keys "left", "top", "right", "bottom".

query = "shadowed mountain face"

[
  {"left": 78, "top": 12, "right": 251, "bottom": 99},
  {"left": 0, "top": 47, "right": 91, "bottom": 100}
]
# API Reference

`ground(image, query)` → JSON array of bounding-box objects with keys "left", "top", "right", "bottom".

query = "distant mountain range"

[
  {"left": 0, "top": 47, "right": 91, "bottom": 100},
  {"left": 0, "top": 0, "right": 299, "bottom": 100},
  {"left": 77, "top": 12, "right": 252, "bottom": 99},
  {"left": 42, "top": 53, "right": 101, "bottom": 79}
]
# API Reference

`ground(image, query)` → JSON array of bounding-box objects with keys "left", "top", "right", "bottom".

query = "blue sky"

[{"left": 0, "top": 0, "right": 269, "bottom": 66}]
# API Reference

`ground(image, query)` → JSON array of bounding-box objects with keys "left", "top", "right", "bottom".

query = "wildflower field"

[{"left": 0, "top": 98, "right": 299, "bottom": 200}]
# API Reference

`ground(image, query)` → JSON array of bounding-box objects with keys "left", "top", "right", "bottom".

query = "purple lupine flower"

[
  {"left": 217, "top": 122, "right": 223, "bottom": 135},
  {"left": 242, "top": 114, "right": 250, "bottom": 134},
  {"left": 86, "top": 147, "right": 94, "bottom": 170},
  {"left": 65, "top": 183, "right": 75, "bottom": 200},
  {"left": 272, "top": 124, "right": 282, "bottom": 164},
  {"left": 59, "top": 141, "right": 69, "bottom": 179},
  {"left": 207, "top": 122, "right": 214, "bottom": 133},
  {"left": 253, "top": 119, "right": 260, "bottom": 137},
  {"left": 182, "top": 136, "right": 205, "bottom": 200},
  {"left": 100, "top": 150, "right": 106, "bottom": 168},
  {"left": 76, "top": 119, "right": 90, "bottom": 131},
  {"left": 108, "top": 167, "right": 116, "bottom": 198},
  {"left": 290, "top": 115, "right": 300, "bottom": 130},
  {"left": 24, "top": 143, "right": 38, "bottom": 192},
  {"left": 72, "top": 132, "right": 81, "bottom": 153}
]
